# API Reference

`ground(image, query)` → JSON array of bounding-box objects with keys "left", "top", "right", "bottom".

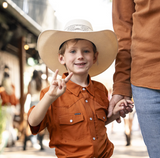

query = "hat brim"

[{"left": 37, "top": 30, "right": 118, "bottom": 77}]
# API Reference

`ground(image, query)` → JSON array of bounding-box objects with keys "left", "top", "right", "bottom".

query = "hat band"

[{"left": 64, "top": 24, "right": 93, "bottom": 32}]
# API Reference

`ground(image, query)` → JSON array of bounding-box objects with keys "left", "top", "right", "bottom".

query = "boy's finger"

[
  {"left": 57, "top": 79, "right": 63, "bottom": 89},
  {"left": 52, "top": 69, "right": 59, "bottom": 82},
  {"left": 119, "top": 99, "right": 127, "bottom": 107},
  {"left": 65, "top": 72, "right": 73, "bottom": 83},
  {"left": 126, "top": 100, "right": 134, "bottom": 104},
  {"left": 126, "top": 100, "right": 134, "bottom": 109},
  {"left": 122, "top": 99, "right": 134, "bottom": 107}
]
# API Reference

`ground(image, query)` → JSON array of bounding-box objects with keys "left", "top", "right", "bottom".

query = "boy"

[{"left": 28, "top": 19, "right": 133, "bottom": 157}]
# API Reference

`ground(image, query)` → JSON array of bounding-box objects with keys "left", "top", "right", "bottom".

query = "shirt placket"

[{"left": 81, "top": 87, "right": 97, "bottom": 158}]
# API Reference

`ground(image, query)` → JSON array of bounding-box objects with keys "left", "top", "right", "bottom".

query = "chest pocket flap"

[
  {"left": 96, "top": 110, "right": 107, "bottom": 122},
  {"left": 59, "top": 113, "right": 84, "bottom": 125}
]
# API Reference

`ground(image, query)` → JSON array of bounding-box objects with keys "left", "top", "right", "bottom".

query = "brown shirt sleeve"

[
  {"left": 112, "top": 0, "right": 135, "bottom": 97},
  {"left": 27, "top": 88, "right": 49, "bottom": 135}
]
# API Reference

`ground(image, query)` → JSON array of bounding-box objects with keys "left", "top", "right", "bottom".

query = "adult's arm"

[
  {"left": 108, "top": 0, "right": 135, "bottom": 119},
  {"left": 112, "top": 0, "right": 135, "bottom": 97}
]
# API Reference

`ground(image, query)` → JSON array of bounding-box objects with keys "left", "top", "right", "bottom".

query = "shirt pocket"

[
  {"left": 59, "top": 113, "right": 86, "bottom": 141},
  {"left": 95, "top": 110, "right": 107, "bottom": 137}
]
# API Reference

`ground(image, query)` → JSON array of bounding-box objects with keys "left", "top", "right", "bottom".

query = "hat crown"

[{"left": 64, "top": 19, "right": 93, "bottom": 32}]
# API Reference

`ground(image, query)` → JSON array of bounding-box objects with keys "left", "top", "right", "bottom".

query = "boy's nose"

[{"left": 77, "top": 51, "right": 84, "bottom": 59}]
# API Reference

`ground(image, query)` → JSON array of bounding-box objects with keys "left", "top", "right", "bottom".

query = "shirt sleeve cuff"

[
  {"left": 27, "top": 106, "right": 41, "bottom": 135},
  {"left": 113, "top": 82, "right": 132, "bottom": 97}
]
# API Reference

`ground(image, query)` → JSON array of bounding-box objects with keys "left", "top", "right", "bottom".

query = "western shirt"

[
  {"left": 112, "top": 0, "right": 160, "bottom": 97},
  {"left": 28, "top": 73, "right": 114, "bottom": 158}
]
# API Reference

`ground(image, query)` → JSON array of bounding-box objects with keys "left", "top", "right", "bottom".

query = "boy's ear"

[
  {"left": 93, "top": 52, "right": 99, "bottom": 64},
  {"left": 58, "top": 54, "right": 65, "bottom": 65}
]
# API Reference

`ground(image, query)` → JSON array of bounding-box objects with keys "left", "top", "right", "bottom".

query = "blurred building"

[
  {"left": 11, "top": 0, "right": 60, "bottom": 29},
  {"left": 0, "top": 0, "right": 60, "bottom": 123}
]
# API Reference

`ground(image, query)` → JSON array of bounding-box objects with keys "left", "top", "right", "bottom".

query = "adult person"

[
  {"left": 108, "top": 1, "right": 160, "bottom": 157},
  {"left": 23, "top": 70, "right": 48, "bottom": 150},
  {"left": 0, "top": 65, "right": 19, "bottom": 146}
]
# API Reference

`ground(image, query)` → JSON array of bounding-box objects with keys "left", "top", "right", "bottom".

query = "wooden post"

[{"left": 19, "top": 37, "right": 25, "bottom": 123}]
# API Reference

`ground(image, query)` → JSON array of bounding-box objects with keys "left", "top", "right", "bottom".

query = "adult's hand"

[
  {"left": 123, "top": 96, "right": 133, "bottom": 113},
  {"left": 117, "top": 96, "right": 133, "bottom": 119},
  {"left": 108, "top": 94, "right": 123, "bottom": 123}
]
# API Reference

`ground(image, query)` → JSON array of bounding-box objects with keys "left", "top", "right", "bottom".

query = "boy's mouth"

[{"left": 75, "top": 62, "right": 86, "bottom": 65}]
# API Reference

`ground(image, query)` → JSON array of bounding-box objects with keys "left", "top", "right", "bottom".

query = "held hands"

[
  {"left": 108, "top": 94, "right": 123, "bottom": 117},
  {"left": 47, "top": 69, "right": 73, "bottom": 99},
  {"left": 112, "top": 99, "right": 134, "bottom": 117},
  {"left": 108, "top": 95, "right": 134, "bottom": 123}
]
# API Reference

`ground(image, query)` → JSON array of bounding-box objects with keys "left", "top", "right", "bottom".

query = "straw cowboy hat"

[{"left": 37, "top": 19, "right": 118, "bottom": 77}]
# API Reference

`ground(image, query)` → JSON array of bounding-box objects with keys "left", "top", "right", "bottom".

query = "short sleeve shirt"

[{"left": 28, "top": 73, "right": 114, "bottom": 158}]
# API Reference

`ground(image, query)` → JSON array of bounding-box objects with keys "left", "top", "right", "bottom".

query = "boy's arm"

[
  {"left": 28, "top": 69, "right": 73, "bottom": 126},
  {"left": 105, "top": 99, "right": 133, "bottom": 125},
  {"left": 28, "top": 92, "right": 58, "bottom": 126}
]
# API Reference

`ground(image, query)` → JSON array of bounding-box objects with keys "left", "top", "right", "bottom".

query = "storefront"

[{"left": 0, "top": 0, "right": 57, "bottom": 123}]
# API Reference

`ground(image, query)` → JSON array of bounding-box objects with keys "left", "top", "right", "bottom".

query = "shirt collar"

[{"left": 62, "top": 73, "right": 95, "bottom": 97}]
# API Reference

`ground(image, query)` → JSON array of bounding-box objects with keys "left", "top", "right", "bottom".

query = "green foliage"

[{"left": 0, "top": 102, "right": 7, "bottom": 143}]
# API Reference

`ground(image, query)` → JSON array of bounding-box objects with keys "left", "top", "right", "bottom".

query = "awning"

[{"left": 0, "top": 0, "right": 42, "bottom": 36}]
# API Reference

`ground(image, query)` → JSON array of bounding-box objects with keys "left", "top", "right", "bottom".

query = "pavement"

[
  {"left": 109, "top": 130, "right": 149, "bottom": 158},
  {"left": 1, "top": 115, "right": 149, "bottom": 158}
]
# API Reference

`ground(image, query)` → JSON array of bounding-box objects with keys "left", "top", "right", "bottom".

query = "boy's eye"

[
  {"left": 70, "top": 50, "right": 76, "bottom": 53},
  {"left": 84, "top": 50, "right": 90, "bottom": 53}
]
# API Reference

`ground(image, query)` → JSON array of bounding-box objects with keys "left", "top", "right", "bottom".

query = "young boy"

[{"left": 28, "top": 19, "right": 133, "bottom": 158}]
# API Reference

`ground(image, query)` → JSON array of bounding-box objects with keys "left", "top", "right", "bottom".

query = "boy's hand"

[
  {"left": 48, "top": 69, "right": 73, "bottom": 98},
  {"left": 113, "top": 99, "right": 134, "bottom": 116}
]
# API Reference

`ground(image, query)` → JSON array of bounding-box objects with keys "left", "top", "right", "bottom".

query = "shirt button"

[
  {"left": 85, "top": 100, "right": 88, "bottom": 103},
  {"left": 70, "top": 119, "right": 73, "bottom": 123},
  {"left": 82, "top": 88, "right": 85, "bottom": 90},
  {"left": 93, "top": 137, "right": 96, "bottom": 140},
  {"left": 90, "top": 117, "right": 92, "bottom": 120}
]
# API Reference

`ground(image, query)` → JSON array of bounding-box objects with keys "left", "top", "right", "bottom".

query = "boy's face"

[{"left": 59, "top": 39, "right": 98, "bottom": 76}]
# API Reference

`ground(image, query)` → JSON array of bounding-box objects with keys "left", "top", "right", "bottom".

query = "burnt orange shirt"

[
  {"left": 0, "top": 84, "right": 18, "bottom": 106},
  {"left": 28, "top": 73, "right": 114, "bottom": 158},
  {"left": 112, "top": 0, "right": 160, "bottom": 97}
]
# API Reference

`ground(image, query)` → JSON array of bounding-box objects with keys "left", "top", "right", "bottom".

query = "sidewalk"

[
  {"left": 1, "top": 117, "right": 149, "bottom": 158},
  {"left": 109, "top": 130, "right": 149, "bottom": 158},
  {"left": 109, "top": 114, "right": 149, "bottom": 158},
  {"left": 1, "top": 137, "right": 57, "bottom": 158}
]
